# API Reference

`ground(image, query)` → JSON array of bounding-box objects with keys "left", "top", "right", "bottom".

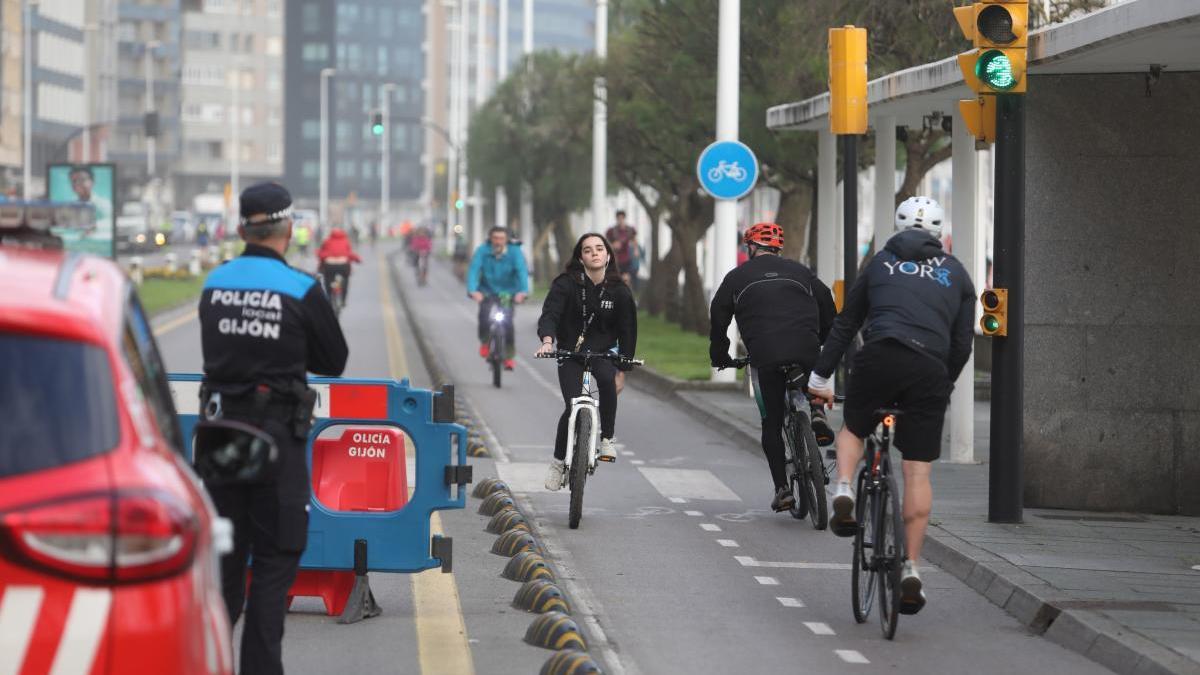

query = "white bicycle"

[
  {"left": 537, "top": 349, "right": 643, "bottom": 529},
  {"left": 707, "top": 160, "right": 748, "bottom": 183}
]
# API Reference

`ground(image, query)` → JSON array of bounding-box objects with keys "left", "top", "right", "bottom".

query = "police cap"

[{"left": 240, "top": 182, "right": 293, "bottom": 226}]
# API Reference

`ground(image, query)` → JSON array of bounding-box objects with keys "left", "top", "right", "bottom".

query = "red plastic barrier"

[{"left": 288, "top": 426, "right": 408, "bottom": 615}]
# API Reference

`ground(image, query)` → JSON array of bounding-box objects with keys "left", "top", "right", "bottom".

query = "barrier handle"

[{"left": 448, "top": 428, "right": 468, "bottom": 507}]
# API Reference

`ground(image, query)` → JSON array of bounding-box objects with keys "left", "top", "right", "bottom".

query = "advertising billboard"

[{"left": 46, "top": 163, "right": 116, "bottom": 258}]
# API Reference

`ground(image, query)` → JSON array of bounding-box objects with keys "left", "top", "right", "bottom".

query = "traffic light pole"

[
  {"left": 988, "top": 94, "right": 1025, "bottom": 523},
  {"left": 842, "top": 133, "right": 859, "bottom": 373}
]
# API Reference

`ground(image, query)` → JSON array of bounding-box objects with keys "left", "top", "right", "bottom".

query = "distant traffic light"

[
  {"left": 371, "top": 111, "right": 384, "bottom": 136},
  {"left": 454, "top": 198, "right": 465, "bottom": 210},
  {"left": 980, "top": 288, "right": 1008, "bottom": 337}
]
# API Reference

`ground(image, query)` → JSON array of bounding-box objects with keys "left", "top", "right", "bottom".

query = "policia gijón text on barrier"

[{"left": 196, "top": 182, "right": 349, "bottom": 675}]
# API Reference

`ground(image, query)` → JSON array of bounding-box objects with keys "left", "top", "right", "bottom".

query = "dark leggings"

[
  {"left": 751, "top": 366, "right": 789, "bottom": 491},
  {"left": 554, "top": 358, "right": 618, "bottom": 460},
  {"left": 477, "top": 296, "right": 516, "bottom": 357}
]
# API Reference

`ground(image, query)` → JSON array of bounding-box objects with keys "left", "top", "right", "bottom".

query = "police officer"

[{"left": 199, "top": 182, "right": 348, "bottom": 675}]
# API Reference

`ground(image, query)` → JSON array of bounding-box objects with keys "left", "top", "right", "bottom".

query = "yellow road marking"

[
  {"left": 152, "top": 308, "right": 198, "bottom": 337},
  {"left": 378, "top": 250, "right": 475, "bottom": 675}
]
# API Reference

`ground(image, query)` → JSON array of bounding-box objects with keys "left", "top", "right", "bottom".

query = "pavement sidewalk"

[{"left": 629, "top": 368, "right": 1200, "bottom": 675}]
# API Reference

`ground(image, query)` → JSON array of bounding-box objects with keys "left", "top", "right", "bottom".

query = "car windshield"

[{"left": 0, "top": 333, "right": 121, "bottom": 478}]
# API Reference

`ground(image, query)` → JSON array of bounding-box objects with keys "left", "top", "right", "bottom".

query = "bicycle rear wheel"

[
  {"left": 784, "top": 417, "right": 808, "bottom": 520},
  {"left": 877, "top": 474, "right": 904, "bottom": 640},
  {"left": 568, "top": 414, "right": 591, "bottom": 529},
  {"left": 797, "top": 415, "right": 828, "bottom": 530},
  {"left": 850, "top": 469, "right": 875, "bottom": 624}
]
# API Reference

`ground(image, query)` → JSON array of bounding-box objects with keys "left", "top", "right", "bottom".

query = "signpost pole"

[{"left": 711, "top": 0, "right": 740, "bottom": 384}]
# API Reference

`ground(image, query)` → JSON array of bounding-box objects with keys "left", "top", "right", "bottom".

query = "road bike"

[
  {"left": 485, "top": 294, "right": 514, "bottom": 388},
  {"left": 726, "top": 358, "right": 829, "bottom": 529},
  {"left": 537, "top": 349, "right": 643, "bottom": 529},
  {"left": 850, "top": 408, "right": 906, "bottom": 640},
  {"left": 706, "top": 160, "right": 748, "bottom": 183}
]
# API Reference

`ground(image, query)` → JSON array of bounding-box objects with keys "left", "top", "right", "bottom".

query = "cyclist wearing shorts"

[
  {"left": 536, "top": 233, "right": 638, "bottom": 490},
  {"left": 709, "top": 223, "right": 836, "bottom": 512},
  {"left": 808, "top": 197, "right": 975, "bottom": 614}
]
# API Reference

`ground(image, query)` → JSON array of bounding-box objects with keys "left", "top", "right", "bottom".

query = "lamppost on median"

[
  {"left": 380, "top": 82, "right": 397, "bottom": 229},
  {"left": 591, "top": 0, "right": 608, "bottom": 231},
  {"left": 319, "top": 67, "right": 337, "bottom": 228},
  {"left": 22, "top": 0, "right": 39, "bottom": 199}
]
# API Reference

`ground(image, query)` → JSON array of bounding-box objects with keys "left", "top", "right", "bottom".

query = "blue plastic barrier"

[{"left": 169, "top": 374, "right": 469, "bottom": 574}]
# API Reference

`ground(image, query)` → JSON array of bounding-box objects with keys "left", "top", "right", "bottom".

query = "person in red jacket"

[{"left": 316, "top": 227, "right": 362, "bottom": 303}]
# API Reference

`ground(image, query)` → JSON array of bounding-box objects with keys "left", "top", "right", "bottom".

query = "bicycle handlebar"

[{"left": 536, "top": 349, "right": 644, "bottom": 367}]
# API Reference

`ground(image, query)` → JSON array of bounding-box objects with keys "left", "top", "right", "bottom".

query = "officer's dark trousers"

[{"left": 208, "top": 419, "right": 308, "bottom": 675}]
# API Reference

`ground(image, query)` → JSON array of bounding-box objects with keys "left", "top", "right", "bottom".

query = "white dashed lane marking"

[
  {"left": 776, "top": 597, "right": 805, "bottom": 608},
  {"left": 668, "top": 497, "right": 686, "bottom": 504},
  {"left": 700, "top": 523, "right": 722, "bottom": 532},
  {"left": 684, "top": 510, "right": 703, "bottom": 517},
  {"left": 734, "top": 555, "right": 850, "bottom": 570},
  {"left": 637, "top": 467, "right": 741, "bottom": 501},
  {"left": 754, "top": 576, "right": 779, "bottom": 586},
  {"left": 716, "top": 539, "right": 739, "bottom": 548},
  {"left": 836, "top": 650, "right": 870, "bottom": 664},
  {"left": 804, "top": 622, "right": 835, "bottom": 636}
]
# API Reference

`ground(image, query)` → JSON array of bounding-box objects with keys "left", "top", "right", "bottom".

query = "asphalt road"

[{"left": 151, "top": 242, "right": 1107, "bottom": 674}]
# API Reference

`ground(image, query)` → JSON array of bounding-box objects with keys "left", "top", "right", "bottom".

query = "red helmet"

[{"left": 743, "top": 222, "right": 784, "bottom": 249}]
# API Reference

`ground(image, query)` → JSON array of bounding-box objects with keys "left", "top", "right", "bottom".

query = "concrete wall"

[{"left": 1024, "top": 72, "right": 1200, "bottom": 515}]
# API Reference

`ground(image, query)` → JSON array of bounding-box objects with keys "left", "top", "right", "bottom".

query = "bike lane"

[{"left": 400, "top": 255, "right": 1105, "bottom": 675}]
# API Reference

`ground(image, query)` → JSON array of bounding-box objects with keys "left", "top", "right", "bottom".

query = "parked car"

[{"left": 0, "top": 226, "right": 234, "bottom": 675}]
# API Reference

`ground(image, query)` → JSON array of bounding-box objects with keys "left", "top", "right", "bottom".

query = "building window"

[
  {"left": 302, "top": 3, "right": 321, "bottom": 33},
  {"left": 302, "top": 160, "right": 319, "bottom": 179},
  {"left": 302, "top": 42, "right": 329, "bottom": 62},
  {"left": 335, "top": 121, "right": 350, "bottom": 143},
  {"left": 336, "top": 160, "right": 357, "bottom": 178},
  {"left": 363, "top": 162, "right": 374, "bottom": 180},
  {"left": 267, "top": 142, "right": 282, "bottom": 164},
  {"left": 266, "top": 37, "right": 282, "bottom": 56},
  {"left": 302, "top": 119, "right": 320, "bottom": 139},
  {"left": 208, "top": 141, "right": 223, "bottom": 160}
]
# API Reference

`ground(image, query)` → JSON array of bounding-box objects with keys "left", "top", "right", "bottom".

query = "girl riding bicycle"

[{"left": 535, "top": 233, "right": 638, "bottom": 490}]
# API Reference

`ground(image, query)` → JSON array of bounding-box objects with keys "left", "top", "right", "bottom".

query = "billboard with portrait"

[{"left": 46, "top": 163, "right": 117, "bottom": 258}]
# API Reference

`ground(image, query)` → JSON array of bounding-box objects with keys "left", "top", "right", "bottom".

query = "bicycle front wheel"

[
  {"left": 490, "top": 332, "right": 503, "bottom": 388},
  {"left": 568, "top": 414, "right": 592, "bottom": 529},
  {"left": 878, "top": 474, "right": 904, "bottom": 640},
  {"left": 851, "top": 469, "right": 875, "bottom": 624},
  {"left": 798, "top": 415, "right": 828, "bottom": 530}
]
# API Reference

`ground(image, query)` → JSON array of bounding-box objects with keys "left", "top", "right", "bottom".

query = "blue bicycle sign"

[{"left": 697, "top": 141, "right": 759, "bottom": 200}]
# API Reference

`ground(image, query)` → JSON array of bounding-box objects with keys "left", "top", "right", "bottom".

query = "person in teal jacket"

[{"left": 467, "top": 226, "right": 529, "bottom": 368}]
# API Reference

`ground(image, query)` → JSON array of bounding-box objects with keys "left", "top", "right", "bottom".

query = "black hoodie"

[{"left": 813, "top": 229, "right": 976, "bottom": 381}]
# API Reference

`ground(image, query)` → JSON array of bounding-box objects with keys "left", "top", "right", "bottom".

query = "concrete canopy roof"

[{"left": 766, "top": 0, "right": 1200, "bottom": 131}]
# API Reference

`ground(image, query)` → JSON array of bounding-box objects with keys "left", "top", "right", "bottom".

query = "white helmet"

[{"left": 894, "top": 196, "right": 945, "bottom": 237}]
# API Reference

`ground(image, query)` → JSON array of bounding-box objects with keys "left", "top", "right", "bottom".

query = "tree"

[{"left": 467, "top": 52, "right": 595, "bottom": 280}]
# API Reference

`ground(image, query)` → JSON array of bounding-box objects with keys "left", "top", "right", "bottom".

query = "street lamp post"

[
  {"left": 23, "top": 0, "right": 38, "bottom": 200},
  {"left": 520, "top": 0, "right": 534, "bottom": 259},
  {"left": 381, "top": 83, "right": 397, "bottom": 228},
  {"left": 711, "top": 0, "right": 740, "bottom": 383},
  {"left": 472, "top": 0, "right": 488, "bottom": 247},
  {"left": 495, "top": 0, "right": 508, "bottom": 230},
  {"left": 591, "top": 0, "right": 608, "bottom": 232},
  {"left": 144, "top": 40, "right": 161, "bottom": 181},
  {"left": 319, "top": 67, "right": 337, "bottom": 227},
  {"left": 443, "top": 0, "right": 461, "bottom": 253}
]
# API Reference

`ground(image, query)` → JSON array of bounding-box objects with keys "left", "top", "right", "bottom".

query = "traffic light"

[
  {"left": 958, "top": 94, "right": 997, "bottom": 144},
  {"left": 371, "top": 111, "right": 384, "bottom": 136},
  {"left": 955, "top": 1, "right": 1028, "bottom": 94},
  {"left": 980, "top": 288, "right": 1008, "bottom": 337},
  {"left": 453, "top": 192, "right": 464, "bottom": 210}
]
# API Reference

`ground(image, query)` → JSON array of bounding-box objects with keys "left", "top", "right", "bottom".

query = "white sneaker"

[
  {"left": 900, "top": 559, "right": 927, "bottom": 615},
  {"left": 598, "top": 438, "right": 617, "bottom": 463},
  {"left": 831, "top": 480, "right": 856, "bottom": 537},
  {"left": 544, "top": 460, "right": 566, "bottom": 491}
]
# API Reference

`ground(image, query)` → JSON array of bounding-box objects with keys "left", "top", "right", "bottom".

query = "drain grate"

[{"left": 1036, "top": 514, "right": 1146, "bottom": 523}]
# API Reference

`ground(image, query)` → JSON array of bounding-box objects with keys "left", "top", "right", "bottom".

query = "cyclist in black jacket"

[
  {"left": 710, "top": 223, "right": 837, "bottom": 512},
  {"left": 808, "top": 196, "right": 974, "bottom": 616},
  {"left": 536, "top": 233, "right": 638, "bottom": 490},
  {"left": 199, "top": 182, "right": 348, "bottom": 675}
]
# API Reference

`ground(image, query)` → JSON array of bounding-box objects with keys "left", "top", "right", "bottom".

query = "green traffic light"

[
  {"left": 982, "top": 315, "right": 1001, "bottom": 334},
  {"left": 976, "top": 50, "right": 1017, "bottom": 91},
  {"left": 454, "top": 199, "right": 464, "bottom": 210},
  {"left": 372, "top": 124, "right": 384, "bottom": 136}
]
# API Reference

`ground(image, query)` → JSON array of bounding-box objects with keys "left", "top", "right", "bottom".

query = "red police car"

[{"left": 0, "top": 239, "right": 233, "bottom": 674}]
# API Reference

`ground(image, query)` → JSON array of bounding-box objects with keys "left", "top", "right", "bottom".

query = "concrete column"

[
  {"left": 873, "top": 116, "right": 896, "bottom": 252},
  {"left": 948, "top": 107, "right": 979, "bottom": 464},
  {"left": 817, "top": 128, "right": 837, "bottom": 286}
]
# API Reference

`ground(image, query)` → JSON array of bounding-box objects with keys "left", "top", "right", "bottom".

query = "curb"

[{"left": 645, "top": 383, "right": 1195, "bottom": 675}]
